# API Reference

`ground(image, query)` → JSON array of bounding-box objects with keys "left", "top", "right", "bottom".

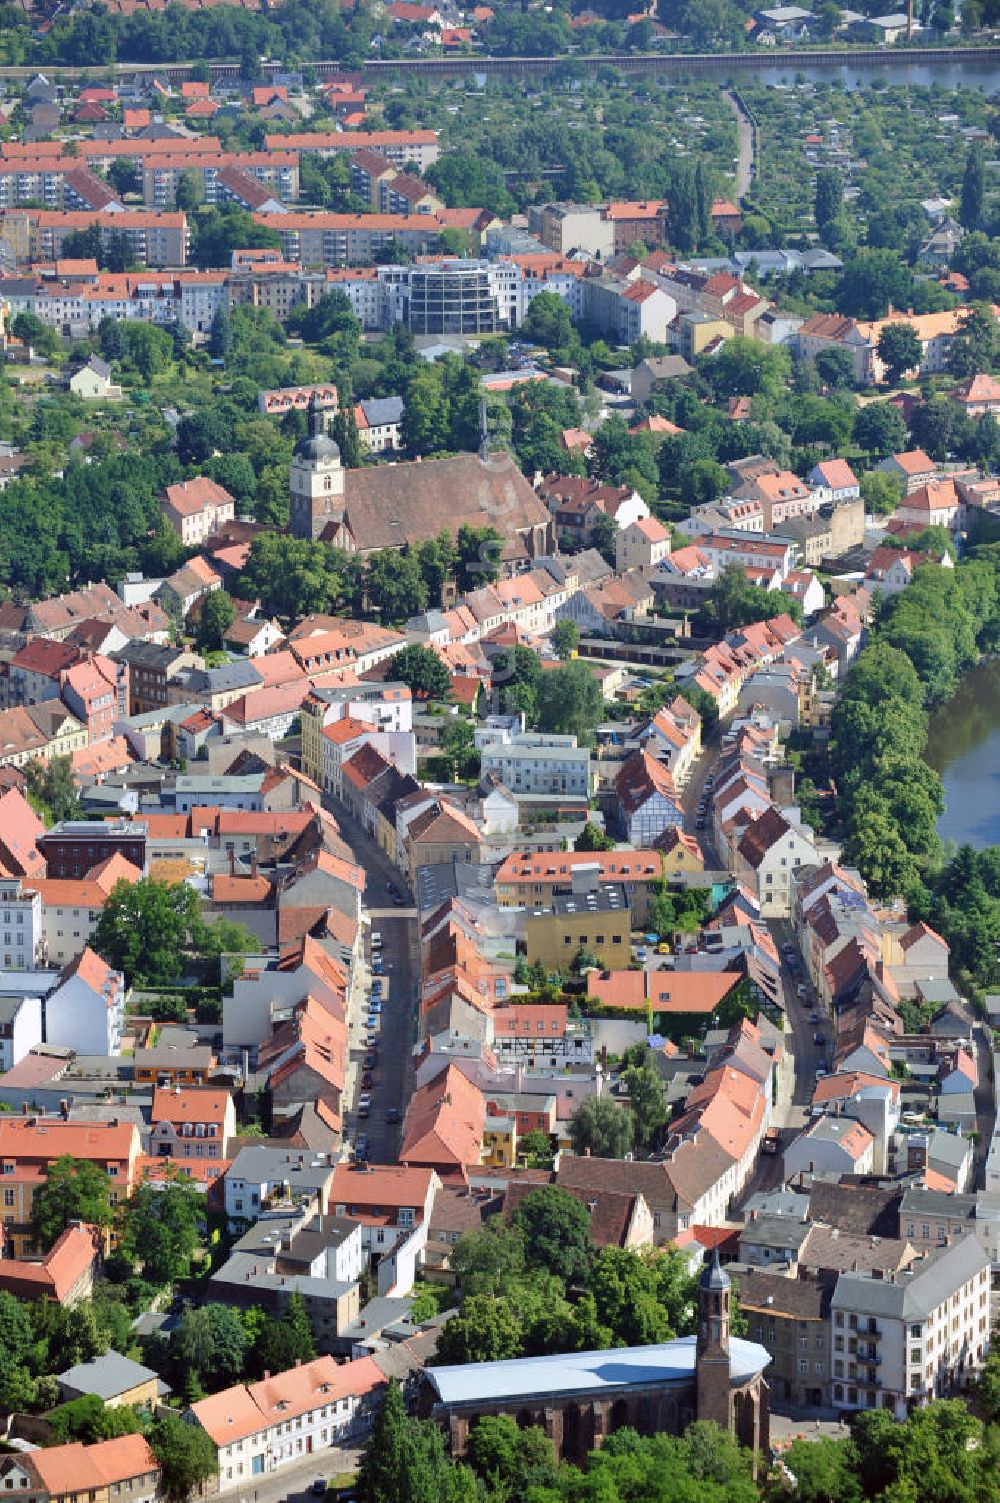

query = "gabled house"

[
  {"left": 736, "top": 807, "right": 818, "bottom": 918},
  {"left": 615, "top": 748, "right": 683, "bottom": 844},
  {"left": 45, "top": 947, "right": 126, "bottom": 1055}
]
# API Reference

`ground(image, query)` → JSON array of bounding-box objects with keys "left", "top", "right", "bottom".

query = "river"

[
  {"left": 924, "top": 659, "right": 1000, "bottom": 850},
  {"left": 749, "top": 58, "right": 1000, "bottom": 88}
]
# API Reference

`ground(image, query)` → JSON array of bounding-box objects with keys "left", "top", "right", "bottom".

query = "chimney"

[
  {"left": 21, "top": 1102, "right": 27, "bottom": 1115},
  {"left": 60, "top": 1099, "right": 69, "bottom": 1120},
  {"left": 251, "top": 853, "right": 258, "bottom": 879},
  {"left": 230, "top": 849, "right": 236, "bottom": 877},
  {"left": 38, "top": 1105, "right": 45, "bottom": 1118}
]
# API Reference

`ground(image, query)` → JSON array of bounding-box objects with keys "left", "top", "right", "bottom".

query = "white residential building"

[
  {"left": 0, "top": 880, "right": 44, "bottom": 969},
  {"left": 44, "top": 947, "right": 125, "bottom": 1055},
  {"left": 479, "top": 733, "right": 590, "bottom": 800},
  {"left": 0, "top": 990, "right": 43, "bottom": 1070},
  {"left": 830, "top": 1236, "right": 991, "bottom": 1419}
]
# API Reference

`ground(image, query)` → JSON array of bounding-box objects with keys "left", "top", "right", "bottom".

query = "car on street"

[
  {"left": 696, "top": 817, "right": 705, "bottom": 828},
  {"left": 358, "top": 1092, "right": 372, "bottom": 1116},
  {"left": 808, "top": 1012, "right": 819, "bottom": 1025},
  {"left": 370, "top": 998, "right": 382, "bottom": 1013},
  {"left": 814, "top": 1032, "right": 825, "bottom": 1046},
  {"left": 392, "top": 893, "right": 405, "bottom": 905},
  {"left": 355, "top": 1134, "right": 369, "bottom": 1159},
  {"left": 365, "top": 1032, "right": 377, "bottom": 1049},
  {"left": 386, "top": 1106, "right": 399, "bottom": 1124},
  {"left": 361, "top": 1071, "right": 373, "bottom": 1088},
  {"left": 313, "top": 1480, "right": 327, "bottom": 1496},
  {"left": 366, "top": 1014, "right": 380, "bottom": 1032},
  {"left": 797, "top": 983, "right": 809, "bottom": 998}
]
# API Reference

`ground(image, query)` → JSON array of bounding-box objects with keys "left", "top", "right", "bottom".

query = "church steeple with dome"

[{"left": 289, "top": 392, "right": 345, "bottom": 541}]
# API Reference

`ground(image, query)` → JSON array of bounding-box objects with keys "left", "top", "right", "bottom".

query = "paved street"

[
  {"left": 322, "top": 799, "right": 418, "bottom": 1165},
  {"left": 680, "top": 727, "right": 723, "bottom": 869},
  {"left": 218, "top": 1447, "right": 359, "bottom": 1501}
]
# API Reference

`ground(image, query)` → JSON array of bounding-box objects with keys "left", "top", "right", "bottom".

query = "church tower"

[
  {"left": 289, "top": 393, "right": 345, "bottom": 541},
  {"left": 695, "top": 1247, "right": 733, "bottom": 1431}
]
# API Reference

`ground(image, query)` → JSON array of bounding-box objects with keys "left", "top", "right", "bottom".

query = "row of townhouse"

[
  {"left": 191, "top": 1354, "right": 387, "bottom": 1484},
  {"left": 406, "top": 562, "right": 575, "bottom": 648},
  {"left": 0, "top": 1433, "right": 160, "bottom": 1503},
  {"left": 796, "top": 305, "right": 986, "bottom": 386},
  {"left": 676, "top": 613, "right": 802, "bottom": 720},
  {"left": 0, "top": 269, "right": 228, "bottom": 334}
]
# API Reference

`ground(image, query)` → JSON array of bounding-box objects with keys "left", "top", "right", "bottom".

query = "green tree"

[
  {"left": 621, "top": 1057, "right": 667, "bottom": 1150},
  {"left": 947, "top": 304, "right": 997, "bottom": 377},
  {"left": 391, "top": 643, "right": 451, "bottom": 699},
  {"left": 522, "top": 291, "right": 573, "bottom": 350},
  {"left": 782, "top": 1437, "right": 864, "bottom": 1503},
  {"left": 207, "top": 301, "right": 232, "bottom": 362},
  {"left": 464, "top": 1417, "right": 556, "bottom": 1501},
  {"left": 24, "top": 754, "right": 81, "bottom": 824},
  {"left": 814, "top": 345, "right": 857, "bottom": 390},
  {"left": 237, "top": 534, "right": 353, "bottom": 618},
  {"left": 814, "top": 165, "right": 843, "bottom": 229},
  {"left": 961, "top": 140, "right": 986, "bottom": 231},
  {"left": 512, "top": 1186, "right": 592, "bottom": 1284},
  {"left": 455, "top": 525, "right": 503, "bottom": 593},
  {"left": 568, "top": 1096, "right": 633, "bottom": 1158},
  {"left": 877, "top": 322, "right": 922, "bottom": 385},
  {"left": 250, "top": 1292, "right": 316, "bottom": 1377},
  {"left": 365, "top": 550, "right": 428, "bottom": 624},
  {"left": 432, "top": 1294, "right": 523, "bottom": 1365},
  {"left": 120, "top": 1174, "right": 203, "bottom": 1286},
  {"left": 149, "top": 1410, "right": 218, "bottom": 1503},
  {"left": 94, "top": 878, "right": 202, "bottom": 986},
  {"left": 575, "top": 822, "right": 615, "bottom": 852},
  {"left": 357, "top": 1381, "right": 474, "bottom": 1503},
  {"left": 860, "top": 469, "right": 905, "bottom": 515},
  {"left": 702, "top": 337, "right": 790, "bottom": 404},
  {"left": 0, "top": 1290, "right": 33, "bottom": 1398},
  {"left": 551, "top": 619, "right": 580, "bottom": 659},
  {"left": 171, "top": 1304, "right": 249, "bottom": 1393},
  {"left": 536, "top": 659, "right": 604, "bottom": 743},
  {"left": 30, "top": 1156, "right": 113, "bottom": 1249},
  {"left": 331, "top": 399, "right": 363, "bottom": 470},
  {"left": 853, "top": 400, "right": 907, "bottom": 457},
  {"left": 196, "top": 588, "right": 235, "bottom": 651},
  {"left": 837, "top": 250, "right": 914, "bottom": 320}
]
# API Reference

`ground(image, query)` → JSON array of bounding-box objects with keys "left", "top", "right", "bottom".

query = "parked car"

[
  {"left": 355, "top": 1134, "right": 369, "bottom": 1159},
  {"left": 358, "top": 1092, "right": 372, "bottom": 1116},
  {"left": 808, "top": 1013, "right": 819, "bottom": 1026},
  {"left": 366, "top": 1014, "right": 380, "bottom": 1032},
  {"left": 365, "top": 1032, "right": 377, "bottom": 1049},
  {"left": 313, "top": 1480, "right": 327, "bottom": 1496},
  {"left": 797, "top": 983, "right": 809, "bottom": 998},
  {"left": 364, "top": 1051, "right": 377, "bottom": 1069}
]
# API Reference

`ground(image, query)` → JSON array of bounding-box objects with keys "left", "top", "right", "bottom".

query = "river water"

[
  {"left": 750, "top": 59, "right": 1000, "bottom": 89},
  {"left": 924, "top": 658, "right": 1000, "bottom": 849}
]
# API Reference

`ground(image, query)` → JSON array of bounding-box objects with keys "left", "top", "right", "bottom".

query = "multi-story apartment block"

[
  {"left": 0, "top": 880, "right": 44, "bottom": 970},
  {"left": 479, "top": 732, "right": 590, "bottom": 799},
  {"left": 254, "top": 212, "right": 443, "bottom": 267},
  {"left": 830, "top": 1237, "right": 991, "bottom": 1419}
]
